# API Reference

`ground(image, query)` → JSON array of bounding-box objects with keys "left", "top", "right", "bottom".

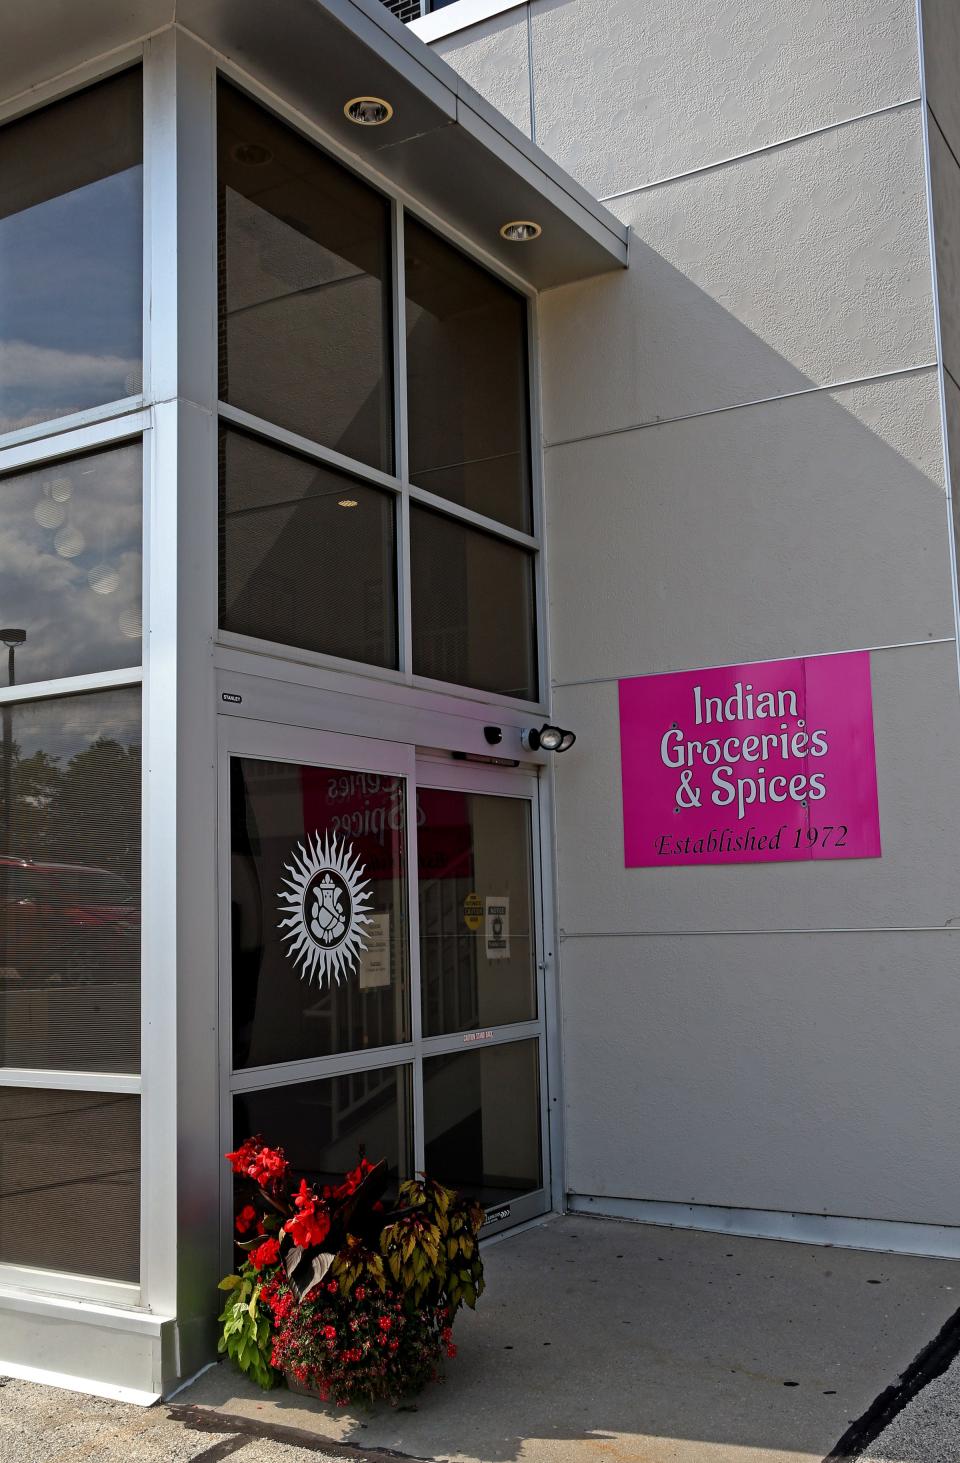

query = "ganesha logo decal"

[{"left": 277, "top": 832, "right": 373, "bottom": 985}]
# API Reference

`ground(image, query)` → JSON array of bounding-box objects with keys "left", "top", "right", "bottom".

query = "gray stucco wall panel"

[
  {"left": 529, "top": 0, "right": 920, "bottom": 199},
  {"left": 433, "top": 10, "right": 532, "bottom": 135},
  {"left": 539, "top": 104, "right": 935, "bottom": 446},
  {"left": 546, "top": 372, "right": 950, "bottom": 685},
  {"left": 551, "top": 641, "right": 960, "bottom": 934},
  {"left": 560, "top": 929, "right": 960, "bottom": 1223}
]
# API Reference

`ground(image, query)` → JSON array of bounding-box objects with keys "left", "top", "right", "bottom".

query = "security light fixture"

[
  {"left": 499, "top": 220, "right": 542, "bottom": 243},
  {"left": 337, "top": 498, "right": 359, "bottom": 508},
  {"left": 521, "top": 723, "right": 576, "bottom": 753},
  {"left": 344, "top": 97, "right": 394, "bottom": 126}
]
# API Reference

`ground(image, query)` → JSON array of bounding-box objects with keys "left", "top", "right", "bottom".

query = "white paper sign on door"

[
  {"left": 484, "top": 896, "right": 510, "bottom": 960},
  {"left": 359, "top": 912, "right": 391, "bottom": 989}
]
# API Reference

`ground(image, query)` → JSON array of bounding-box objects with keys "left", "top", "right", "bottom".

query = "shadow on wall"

[{"left": 541, "top": 224, "right": 950, "bottom": 683}]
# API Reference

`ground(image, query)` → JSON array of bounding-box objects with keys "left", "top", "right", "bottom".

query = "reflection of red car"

[{"left": 0, "top": 856, "right": 139, "bottom": 985}]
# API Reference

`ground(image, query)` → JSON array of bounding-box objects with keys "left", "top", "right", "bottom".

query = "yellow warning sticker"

[{"left": 463, "top": 891, "right": 483, "bottom": 931}]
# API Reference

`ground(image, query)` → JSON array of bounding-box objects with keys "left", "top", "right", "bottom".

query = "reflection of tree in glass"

[{"left": 3, "top": 735, "right": 141, "bottom": 885}]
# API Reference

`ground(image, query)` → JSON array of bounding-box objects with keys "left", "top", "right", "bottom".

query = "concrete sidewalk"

[
  {"left": 178, "top": 1214, "right": 960, "bottom": 1462},
  {"left": 3, "top": 1214, "right": 959, "bottom": 1463}
]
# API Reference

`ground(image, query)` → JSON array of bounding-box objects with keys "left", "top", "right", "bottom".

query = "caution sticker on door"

[{"left": 463, "top": 892, "right": 483, "bottom": 931}]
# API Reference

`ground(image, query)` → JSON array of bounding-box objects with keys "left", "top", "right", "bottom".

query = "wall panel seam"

[
  {"left": 559, "top": 926, "right": 960, "bottom": 939},
  {"left": 544, "top": 363, "right": 940, "bottom": 451},
  {"left": 525, "top": 1, "right": 536, "bottom": 143},
  {"left": 598, "top": 96, "right": 922, "bottom": 204},
  {"left": 552, "top": 637, "right": 956, "bottom": 690},
  {"left": 929, "top": 104, "right": 960, "bottom": 177}
]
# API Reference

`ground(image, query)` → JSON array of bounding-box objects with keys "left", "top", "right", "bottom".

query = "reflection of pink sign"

[{"left": 618, "top": 652, "right": 881, "bottom": 867}]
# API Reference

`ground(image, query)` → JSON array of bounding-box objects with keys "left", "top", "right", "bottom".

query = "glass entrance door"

[{"left": 219, "top": 719, "right": 549, "bottom": 1260}]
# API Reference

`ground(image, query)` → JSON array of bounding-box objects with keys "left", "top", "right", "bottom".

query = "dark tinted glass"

[
  {"left": 0, "top": 70, "right": 142, "bottom": 435},
  {"left": 0, "top": 688, "right": 141, "bottom": 1073},
  {"left": 218, "top": 81, "right": 392, "bottom": 471},
  {"left": 231, "top": 757, "right": 410, "bottom": 1069},
  {"left": 0, "top": 1088, "right": 139, "bottom": 1281},
  {"left": 411, "top": 507, "right": 537, "bottom": 699},
  {"left": 220, "top": 429, "right": 397, "bottom": 668},
  {"left": 405, "top": 218, "right": 531, "bottom": 531},
  {"left": 235, "top": 1066, "right": 413, "bottom": 1194},
  {"left": 424, "top": 1039, "right": 541, "bottom": 1205},
  {"left": 419, "top": 790, "right": 537, "bottom": 1037},
  {"left": 0, "top": 443, "right": 141, "bottom": 685}
]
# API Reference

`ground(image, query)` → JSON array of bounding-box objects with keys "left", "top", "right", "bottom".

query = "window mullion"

[{"left": 393, "top": 202, "right": 414, "bottom": 679}]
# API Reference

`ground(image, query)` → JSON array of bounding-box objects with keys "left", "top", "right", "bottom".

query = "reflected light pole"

[{"left": 1, "top": 629, "right": 25, "bottom": 978}]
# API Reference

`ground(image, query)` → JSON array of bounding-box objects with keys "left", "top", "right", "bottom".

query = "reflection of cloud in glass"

[
  {"left": 0, "top": 443, "right": 142, "bottom": 684},
  {"left": 0, "top": 128, "right": 142, "bottom": 433},
  {"left": 54, "top": 525, "right": 85, "bottom": 559},
  {"left": 88, "top": 564, "right": 120, "bottom": 595},
  {"left": 34, "top": 499, "right": 65, "bottom": 529},
  {"left": 118, "top": 607, "right": 142, "bottom": 640},
  {"left": 4, "top": 685, "right": 140, "bottom": 767}
]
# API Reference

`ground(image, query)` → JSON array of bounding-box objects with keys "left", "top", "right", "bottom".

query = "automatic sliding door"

[
  {"left": 416, "top": 765, "right": 548, "bottom": 1227},
  {"left": 220, "top": 720, "right": 549, "bottom": 1249}
]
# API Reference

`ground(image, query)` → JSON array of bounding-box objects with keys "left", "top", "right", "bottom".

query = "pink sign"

[{"left": 618, "top": 651, "right": 881, "bottom": 867}]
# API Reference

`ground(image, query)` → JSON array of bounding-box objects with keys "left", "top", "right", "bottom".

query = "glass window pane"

[
  {"left": 405, "top": 217, "right": 531, "bottom": 532},
  {"left": 424, "top": 1039, "right": 541, "bottom": 1205},
  {"left": 235, "top": 1065, "right": 412, "bottom": 1193},
  {"left": 0, "top": 1088, "right": 139, "bottom": 1282},
  {"left": 0, "top": 443, "right": 142, "bottom": 685},
  {"left": 0, "top": 70, "right": 142, "bottom": 435},
  {"left": 220, "top": 429, "right": 397, "bottom": 668},
  {"left": 0, "top": 688, "right": 141, "bottom": 1073},
  {"left": 231, "top": 757, "right": 410, "bottom": 1069},
  {"left": 218, "top": 81, "right": 392, "bottom": 472},
  {"left": 419, "top": 790, "right": 537, "bottom": 1037},
  {"left": 411, "top": 506, "right": 537, "bottom": 699}
]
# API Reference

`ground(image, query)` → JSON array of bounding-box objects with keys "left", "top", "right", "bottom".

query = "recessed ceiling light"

[
  {"left": 500, "top": 220, "right": 542, "bottom": 243},
  {"left": 344, "top": 97, "right": 394, "bottom": 126},
  {"left": 338, "top": 498, "right": 359, "bottom": 508},
  {"left": 231, "top": 142, "right": 273, "bottom": 166}
]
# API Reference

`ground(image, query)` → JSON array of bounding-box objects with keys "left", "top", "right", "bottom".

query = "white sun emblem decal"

[{"left": 277, "top": 831, "right": 373, "bottom": 987}]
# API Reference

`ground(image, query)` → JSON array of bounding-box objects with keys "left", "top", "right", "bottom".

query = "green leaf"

[{"left": 218, "top": 1274, "right": 242, "bottom": 1291}]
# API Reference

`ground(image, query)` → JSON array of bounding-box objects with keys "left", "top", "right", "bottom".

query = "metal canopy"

[{"left": 0, "top": 0, "right": 628, "bottom": 290}]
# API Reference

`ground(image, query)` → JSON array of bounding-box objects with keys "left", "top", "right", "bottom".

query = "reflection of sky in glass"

[
  {"left": 0, "top": 69, "right": 142, "bottom": 436},
  {"left": 0, "top": 443, "right": 142, "bottom": 686},
  {"left": 0, "top": 173, "right": 142, "bottom": 432}
]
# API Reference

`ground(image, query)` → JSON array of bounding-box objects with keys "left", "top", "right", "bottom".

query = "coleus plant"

[{"left": 217, "top": 1137, "right": 485, "bottom": 1399}]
